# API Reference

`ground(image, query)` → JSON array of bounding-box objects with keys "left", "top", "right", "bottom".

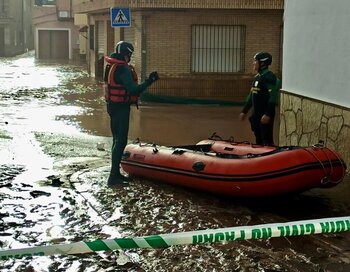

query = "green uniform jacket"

[{"left": 242, "top": 68, "right": 280, "bottom": 119}]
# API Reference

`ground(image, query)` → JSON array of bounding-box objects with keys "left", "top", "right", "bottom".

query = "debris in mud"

[
  {"left": 96, "top": 142, "right": 105, "bottom": 151},
  {"left": 0, "top": 165, "right": 25, "bottom": 181},
  {"left": 1, "top": 54, "right": 350, "bottom": 272},
  {"left": 0, "top": 182, "right": 12, "bottom": 188},
  {"left": 29, "top": 190, "right": 51, "bottom": 198},
  {"left": 46, "top": 175, "right": 64, "bottom": 187}
]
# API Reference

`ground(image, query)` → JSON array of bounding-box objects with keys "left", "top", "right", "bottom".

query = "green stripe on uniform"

[
  {"left": 115, "top": 238, "right": 139, "bottom": 249},
  {"left": 85, "top": 240, "right": 110, "bottom": 252},
  {"left": 145, "top": 235, "right": 169, "bottom": 248}
]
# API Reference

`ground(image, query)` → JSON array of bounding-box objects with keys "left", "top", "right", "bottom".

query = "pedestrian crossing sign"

[{"left": 110, "top": 7, "right": 131, "bottom": 27}]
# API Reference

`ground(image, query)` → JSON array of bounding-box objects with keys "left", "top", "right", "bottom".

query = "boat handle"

[
  {"left": 122, "top": 151, "right": 131, "bottom": 159},
  {"left": 192, "top": 161, "right": 206, "bottom": 172},
  {"left": 152, "top": 144, "right": 159, "bottom": 153}
]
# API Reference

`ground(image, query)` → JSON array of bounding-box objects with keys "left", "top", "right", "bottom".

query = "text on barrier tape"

[{"left": 0, "top": 216, "right": 349, "bottom": 260}]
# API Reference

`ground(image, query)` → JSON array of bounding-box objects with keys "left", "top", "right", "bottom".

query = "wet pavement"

[{"left": 0, "top": 52, "right": 350, "bottom": 271}]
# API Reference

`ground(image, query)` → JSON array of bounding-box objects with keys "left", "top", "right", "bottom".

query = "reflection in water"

[
  {"left": 129, "top": 103, "right": 256, "bottom": 145},
  {"left": 77, "top": 100, "right": 283, "bottom": 146},
  {"left": 0, "top": 51, "right": 86, "bottom": 92},
  {"left": 72, "top": 90, "right": 350, "bottom": 217},
  {"left": 1, "top": 53, "right": 350, "bottom": 271},
  {"left": 0, "top": 52, "right": 89, "bottom": 180},
  {"left": 70, "top": 87, "right": 279, "bottom": 146},
  {"left": 75, "top": 99, "right": 258, "bottom": 146}
]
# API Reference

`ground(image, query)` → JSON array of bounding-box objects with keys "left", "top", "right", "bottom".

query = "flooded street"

[{"left": 0, "top": 52, "right": 350, "bottom": 271}]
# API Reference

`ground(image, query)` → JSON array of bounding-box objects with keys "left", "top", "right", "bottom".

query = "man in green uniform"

[
  {"left": 239, "top": 52, "right": 280, "bottom": 145},
  {"left": 104, "top": 41, "right": 159, "bottom": 187}
]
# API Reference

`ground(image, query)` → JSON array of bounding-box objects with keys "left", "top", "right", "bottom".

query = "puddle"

[{"left": 1, "top": 52, "right": 349, "bottom": 272}]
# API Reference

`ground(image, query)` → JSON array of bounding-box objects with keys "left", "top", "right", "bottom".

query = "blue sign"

[{"left": 111, "top": 7, "right": 131, "bottom": 27}]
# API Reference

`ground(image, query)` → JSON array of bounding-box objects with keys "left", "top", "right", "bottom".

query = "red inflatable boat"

[{"left": 121, "top": 136, "right": 347, "bottom": 197}]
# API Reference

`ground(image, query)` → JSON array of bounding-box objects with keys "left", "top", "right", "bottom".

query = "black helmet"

[
  {"left": 254, "top": 52, "right": 272, "bottom": 66},
  {"left": 115, "top": 41, "right": 134, "bottom": 58}
]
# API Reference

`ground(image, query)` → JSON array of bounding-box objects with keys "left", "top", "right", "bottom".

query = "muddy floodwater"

[{"left": 0, "top": 52, "right": 350, "bottom": 272}]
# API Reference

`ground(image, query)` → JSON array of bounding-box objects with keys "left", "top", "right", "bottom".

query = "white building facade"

[{"left": 280, "top": 0, "right": 350, "bottom": 166}]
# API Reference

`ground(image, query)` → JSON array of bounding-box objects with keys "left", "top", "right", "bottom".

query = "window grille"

[{"left": 191, "top": 25, "right": 245, "bottom": 73}]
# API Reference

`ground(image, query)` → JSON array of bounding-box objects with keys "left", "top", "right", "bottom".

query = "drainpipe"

[
  {"left": 87, "top": 15, "right": 91, "bottom": 75},
  {"left": 141, "top": 15, "right": 147, "bottom": 81},
  {"left": 21, "top": 0, "right": 24, "bottom": 53}
]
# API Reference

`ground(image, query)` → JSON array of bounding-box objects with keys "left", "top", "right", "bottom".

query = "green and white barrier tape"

[{"left": 1, "top": 216, "right": 349, "bottom": 260}]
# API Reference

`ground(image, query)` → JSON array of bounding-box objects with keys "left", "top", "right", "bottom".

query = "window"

[
  {"left": 0, "top": 0, "right": 8, "bottom": 15},
  {"left": 46, "top": 0, "right": 56, "bottom": 5},
  {"left": 191, "top": 25, "right": 245, "bottom": 73},
  {"left": 96, "top": 21, "right": 105, "bottom": 58},
  {"left": 34, "top": 0, "right": 56, "bottom": 6}
]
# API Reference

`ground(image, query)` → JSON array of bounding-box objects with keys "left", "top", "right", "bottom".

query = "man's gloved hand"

[{"left": 148, "top": 71, "right": 159, "bottom": 84}]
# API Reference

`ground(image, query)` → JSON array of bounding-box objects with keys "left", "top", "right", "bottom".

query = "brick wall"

[
  {"left": 74, "top": 0, "right": 284, "bottom": 13},
  {"left": 143, "top": 9, "right": 283, "bottom": 101},
  {"left": 85, "top": 7, "right": 283, "bottom": 101}
]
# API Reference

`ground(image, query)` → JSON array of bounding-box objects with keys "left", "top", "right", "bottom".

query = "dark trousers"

[
  {"left": 107, "top": 103, "right": 131, "bottom": 175},
  {"left": 249, "top": 115, "right": 274, "bottom": 146}
]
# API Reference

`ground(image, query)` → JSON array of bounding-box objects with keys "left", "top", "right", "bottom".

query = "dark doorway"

[{"left": 38, "top": 30, "right": 69, "bottom": 59}]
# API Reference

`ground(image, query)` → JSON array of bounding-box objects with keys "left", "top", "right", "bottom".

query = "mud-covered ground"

[{"left": 1, "top": 52, "right": 350, "bottom": 271}]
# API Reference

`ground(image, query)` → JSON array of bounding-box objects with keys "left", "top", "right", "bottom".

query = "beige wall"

[
  {"left": 57, "top": 0, "right": 72, "bottom": 11},
  {"left": 0, "top": 0, "right": 34, "bottom": 56},
  {"left": 33, "top": 0, "right": 80, "bottom": 60}
]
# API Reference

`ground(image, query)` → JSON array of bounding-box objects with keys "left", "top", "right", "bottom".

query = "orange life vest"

[{"left": 104, "top": 56, "right": 138, "bottom": 104}]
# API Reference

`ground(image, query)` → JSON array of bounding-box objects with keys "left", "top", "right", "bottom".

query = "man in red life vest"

[{"left": 104, "top": 41, "right": 159, "bottom": 187}]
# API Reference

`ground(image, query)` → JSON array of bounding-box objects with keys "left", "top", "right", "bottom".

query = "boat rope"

[
  {"left": 315, "top": 143, "right": 347, "bottom": 184},
  {"left": 209, "top": 132, "right": 223, "bottom": 140},
  {"left": 215, "top": 145, "right": 294, "bottom": 159},
  {"left": 69, "top": 169, "right": 110, "bottom": 222},
  {"left": 228, "top": 136, "right": 235, "bottom": 142},
  {"left": 1, "top": 216, "right": 349, "bottom": 260},
  {"left": 209, "top": 133, "right": 277, "bottom": 147},
  {"left": 133, "top": 137, "right": 140, "bottom": 144},
  {"left": 57, "top": 169, "right": 136, "bottom": 262},
  {"left": 303, "top": 145, "right": 330, "bottom": 183},
  {"left": 209, "top": 132, "right": 251, "bottom": 145},
  {"left": 320, "top": 146, "right": 347, "bottom": 184},
  {"left": 302, "top": 142, "right": 346, "bottom": 184}
]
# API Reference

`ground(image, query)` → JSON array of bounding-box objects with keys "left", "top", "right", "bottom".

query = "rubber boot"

[{"left": 107, "top": 173, "right": 129, "bottom": 187}]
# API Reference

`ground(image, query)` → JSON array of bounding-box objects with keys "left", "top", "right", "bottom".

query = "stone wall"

[{"left": 279, "top": 91, "right": 350, "bottom": 167}]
